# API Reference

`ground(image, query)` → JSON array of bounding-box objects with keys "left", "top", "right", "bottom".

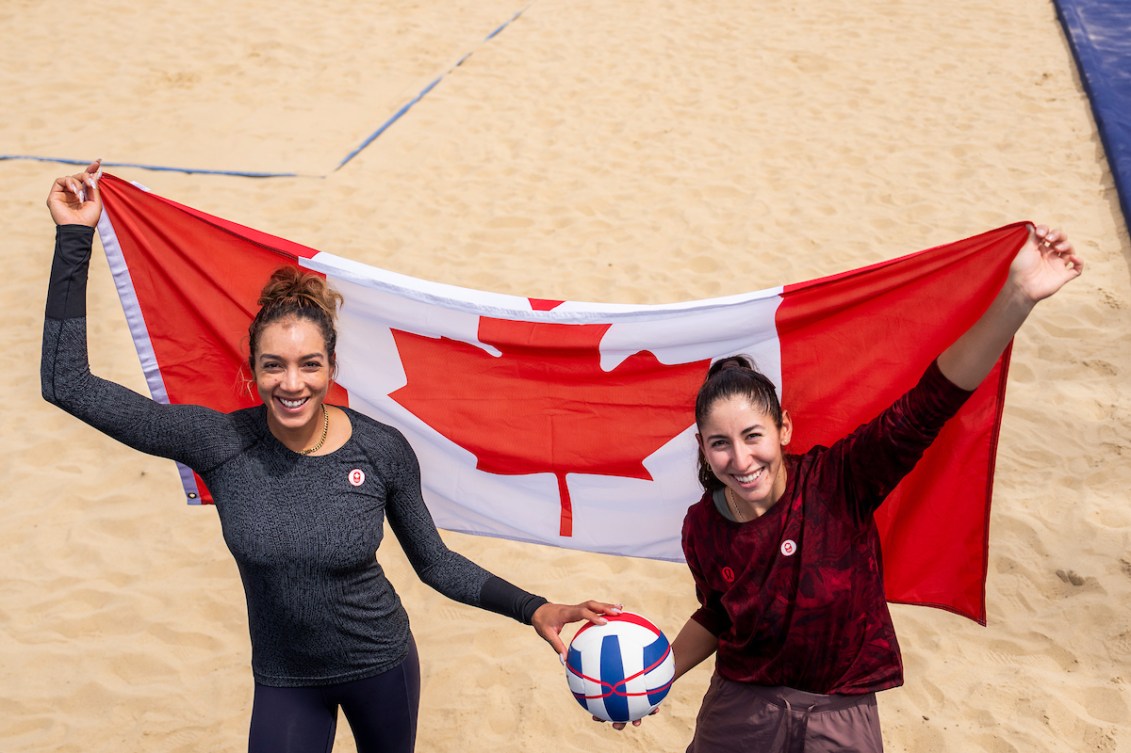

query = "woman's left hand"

[
  {"left": 1010, "top": 224, "right": 1085, "bottom": 303},
  {"left": 531, "top": 600, "right": 622, "bottom": 658}
]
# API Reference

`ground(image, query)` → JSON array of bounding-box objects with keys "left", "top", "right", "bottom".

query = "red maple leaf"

[{"left": 389, "top": 304, "right": 710, "bottom": 536}]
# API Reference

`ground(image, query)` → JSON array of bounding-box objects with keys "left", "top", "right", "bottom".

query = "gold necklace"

[
  {"left": 724, "top": 487, "right": 747, "bottom": 523},
  {"left": 301, "top": 405, "right": 329, "bottom": 455}
]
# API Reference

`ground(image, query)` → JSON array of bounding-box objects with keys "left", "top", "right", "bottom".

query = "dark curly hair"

[{"left": 248, "top": 266, "right": 344, "bottom": 371}]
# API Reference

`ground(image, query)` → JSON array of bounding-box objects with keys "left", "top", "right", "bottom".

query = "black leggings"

[{"left": 248, "top": 638, "right": 421, "bottom": 753}]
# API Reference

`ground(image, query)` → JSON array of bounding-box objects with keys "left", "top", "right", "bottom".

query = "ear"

[
  {"left": 780, "top": 410, "right": 793, "bottom": 447},
  {"left": 695, "top": 432, "right": 705, "bottom": 452}
]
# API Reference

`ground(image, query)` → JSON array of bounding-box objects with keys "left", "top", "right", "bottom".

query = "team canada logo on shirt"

[
  {"left": 348, "top": 469, "right": 366, "bottom": 487},
  {"left": 780, "top": 539, "right": 798, "bottom": 557},
  {"left": 721, "top": 566, "right": 736, "bottom": 583}
]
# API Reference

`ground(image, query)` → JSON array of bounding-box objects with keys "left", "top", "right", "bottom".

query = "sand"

[{"left": 2, "top": 1, "right": 1129, "bottom": 751}]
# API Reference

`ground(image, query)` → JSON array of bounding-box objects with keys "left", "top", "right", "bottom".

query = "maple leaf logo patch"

[{"left": 389, "top": 304, "right": 710, "bottom": 537}]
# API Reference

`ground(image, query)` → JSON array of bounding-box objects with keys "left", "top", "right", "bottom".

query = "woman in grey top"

[{"left": 42, "top": 161, "right": 618, "bottom": 753}]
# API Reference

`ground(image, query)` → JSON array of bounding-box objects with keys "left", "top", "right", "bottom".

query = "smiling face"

[
  {"left": 252, "top": 316, "right": 333, "bottom": 440},
  {"left": 696, "top": 395, "right": 792, "bottom": 516}
]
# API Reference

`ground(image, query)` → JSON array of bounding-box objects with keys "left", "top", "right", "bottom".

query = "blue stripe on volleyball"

[
  {"left": 600, "top": 635, "right": 630, "bottom": 723},
  {"left": 566, "top": 646, "right": 587, "bottom": 707},
  {"left": 643, "top": 633, "right": 672, "bottom": 705}
]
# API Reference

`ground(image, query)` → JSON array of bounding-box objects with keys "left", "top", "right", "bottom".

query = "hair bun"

[
  {"left": 257, "top": 266, "right": 342, "bottom": 319},
  {"left": 247, "top": 266, "right": 345, "bottom": 370},
  {"left": 706, "top": 354, "right": 755, "bottom": 379}
]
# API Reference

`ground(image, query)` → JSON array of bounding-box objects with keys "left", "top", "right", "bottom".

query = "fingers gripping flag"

[{"left": 95, "top": 173, "right": 1024, "bottom": 623}]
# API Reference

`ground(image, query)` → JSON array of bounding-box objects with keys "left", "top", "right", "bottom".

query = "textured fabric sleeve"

[
  {"left": 45, "top": 225, "right": 95, "bottom": 320},
  {"left": 41, "top": 225, "right": 244, "bottom": 472},
  {"left": 830, "top": 360, "right": 975, "bottom": 521},
  {"left": 682, "top": 506, "right": 730, "bottom": 637},
  {"left": 380, "top": 427, "right": 547, "bottom": 624}
]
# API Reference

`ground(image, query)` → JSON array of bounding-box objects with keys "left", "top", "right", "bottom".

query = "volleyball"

[{"left": 564, "top": 611, "right": 675, "bottom": 723}]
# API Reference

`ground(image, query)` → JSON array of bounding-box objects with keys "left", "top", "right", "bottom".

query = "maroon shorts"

[{"left": 686, "top": 672, "right": 883, "bottom": 753}]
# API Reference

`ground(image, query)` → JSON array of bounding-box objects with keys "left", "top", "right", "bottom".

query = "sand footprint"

[{"left": 1055, "top": 568, "right": 1085, "bottom": 586}]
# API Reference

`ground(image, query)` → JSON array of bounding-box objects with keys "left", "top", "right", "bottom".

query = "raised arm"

[
  {"left": 42, "top": 162, "right": 243, "bottom": 471},
  {"left": 937, "top": 224, "right": 1083, "bottom": 390}
]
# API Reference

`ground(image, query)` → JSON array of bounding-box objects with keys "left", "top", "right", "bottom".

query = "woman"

[
  {"left": 42, "top": 161, "right": 618, "bottom": 753},
  {"left": 622, "top": 221, "right": 1082, "bottom": 750}
]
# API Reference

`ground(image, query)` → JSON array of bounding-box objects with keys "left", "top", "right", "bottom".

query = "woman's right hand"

[{"left": 47, "top": 159, "right": 102, "bottom": 227}]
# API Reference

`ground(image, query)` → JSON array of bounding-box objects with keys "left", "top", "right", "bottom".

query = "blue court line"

[
  {"left": 1, "top": 4, "right": 532, "bottom": 179},
  {"left": 333, "top": 76, "right": 444, "bottom": 171},
  {"left": 0, "top": 154, "right": 304, "bottom": 178},
  {"left": 1053, "top": 0, "right": 1131, "bottom": 231},
  {"left": 335, "top": 5, "right": 530, "bottom": 171}
]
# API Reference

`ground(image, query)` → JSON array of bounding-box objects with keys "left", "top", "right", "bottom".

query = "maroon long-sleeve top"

[{"left": 682, "top": 362, "right": 972, "bottom": 695}]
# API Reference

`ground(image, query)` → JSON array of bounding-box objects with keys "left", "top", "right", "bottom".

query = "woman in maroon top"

[{"left": 616, "top": 225, "right": 1083, "bottom": 751}]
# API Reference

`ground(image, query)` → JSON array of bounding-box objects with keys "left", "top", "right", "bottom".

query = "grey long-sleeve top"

[{"left": 42, "top": 224, "right": 547, "bottom": 687}]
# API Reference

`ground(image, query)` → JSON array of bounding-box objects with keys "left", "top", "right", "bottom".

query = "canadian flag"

[{"left": 96, "top": 173, "right": 1024, "bottom": 624}]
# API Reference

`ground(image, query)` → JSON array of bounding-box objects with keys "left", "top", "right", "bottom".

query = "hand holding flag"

[
  {"left": 47, "top": 160, "right": 102, "bottom": 227},
  {"left": 1017, "top": 225, "right": 1085, "bottom": 302},
  {"left": 938, "top": 224, "right": 1083, "bottom": 391}
]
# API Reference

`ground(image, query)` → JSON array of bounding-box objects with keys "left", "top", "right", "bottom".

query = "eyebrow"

[
  {"left": 257, "top": 352, "right": 326, "bottom": 362},
  {"left": 705, "top": 424, "right": 764, "bottom": 440}
]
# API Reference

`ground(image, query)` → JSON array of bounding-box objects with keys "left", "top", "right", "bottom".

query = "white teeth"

[
  {"left": 279, "top": 397, "right": 307, "bottom": 409},
  {"left": 736, "top": 469, "right": 763, "bottom": 484}
]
